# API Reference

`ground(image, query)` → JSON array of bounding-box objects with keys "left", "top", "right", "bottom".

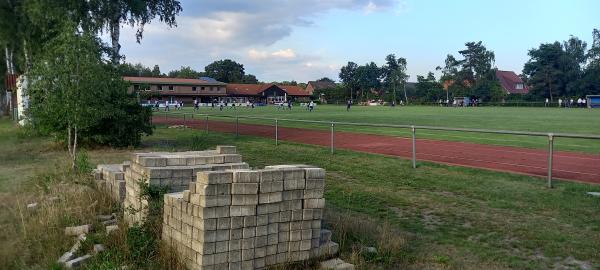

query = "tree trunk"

[
  {"left": 67, "top": 123, "right": 72, "bottom": 157},
  {"left": 22, "top": 39, "right": 31, "bottom": 71},
  {"left": 5, "top": 46, "right": 15, "bottom": 74},
  {"left": 72, "top": 125, "right": 78, "bottom": 169},
  {"left": 110, "top": 14, "right": 121, "bottom": 65}
]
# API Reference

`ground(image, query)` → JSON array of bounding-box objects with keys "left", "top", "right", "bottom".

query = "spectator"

[
  {"left": 545, "top": 98, "right": 549, "bottom": 107},
  {"left": 346, "top": 99, "right": 352, "bottom": 111},
  {"left": 558, "top": 98, "right": 562, "bottom": 108}
]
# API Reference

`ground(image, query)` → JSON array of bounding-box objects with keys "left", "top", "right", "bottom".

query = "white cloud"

[
  {"left": 364, "top": 1, "right": 378, "bottom": 14},
  {"left": 117, "top": 0, "right": 401, "bottom": 82}
]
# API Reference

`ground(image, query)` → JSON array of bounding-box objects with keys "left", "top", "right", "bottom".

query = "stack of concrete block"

[
  {"left": 93, "top": 162, "right": 129, "bottom": 202},
  {"left": 123, "top": 146, "right": 249, "bottom": 225},
  {"left": 162, "top": 164, "right": 336, "bottom": 270}
]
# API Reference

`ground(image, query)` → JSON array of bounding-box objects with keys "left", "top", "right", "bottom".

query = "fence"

[{"left": 157, "top": 111, "right": 600, "bottom": 188}]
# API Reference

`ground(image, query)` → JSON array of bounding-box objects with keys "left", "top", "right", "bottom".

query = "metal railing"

[{"left": 159, "top": 111, "right": 600, "bottom": 188}]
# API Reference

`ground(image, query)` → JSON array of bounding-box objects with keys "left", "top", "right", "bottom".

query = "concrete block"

[
  {"left": 64, "top": 254, "right": 92, "bottom": 269},
  {"left": 65, "top": 224, "right": 92, "bottom": 236},
  {"left": 230, "top": 217, "right": 244, "bottom": 229},
  {"left": 243, "top": 216, "right": 256, "bottom": 227},
  {"left": 304, "top": 167, "right": 325, "bottom": 179},
  {"left": 230, "top": 205, "right": 256, "bottom": 217},
  {"left": 232, "top": 170, "right": 259, "bottom": 183},
  {"left": 231, "top": 183, "right": 258, "bottom": 195},
  {"left": 304, "top": 198, "right": 325, "bottom": 209},
  {"left": 216, "top": 145, "right": 236, "bottom": 154},
  {"left": 241, "top": 238, "right": 255, "bottom": 249},
  {"left": 197, "top": 171, "right": 233, "bottom": 185},
  {"left": 259, "top": 170, "right": 284, "bottom": 182}
]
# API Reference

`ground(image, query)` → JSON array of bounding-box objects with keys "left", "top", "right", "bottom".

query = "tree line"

[
  {"left": 0, "top": 0, "right": 183, "bottom": 168},
  {"left": 330, "top": 31, "right": 600, "bottom": 104}
]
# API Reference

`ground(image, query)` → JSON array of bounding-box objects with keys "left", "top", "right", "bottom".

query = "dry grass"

[{"left": 0, "top": 161, "right": 118, "bottom": 269}]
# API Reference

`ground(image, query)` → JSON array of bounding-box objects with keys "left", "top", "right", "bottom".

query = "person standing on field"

[
  {"left": 346, "top": 99, "right": 352, "bottom": 111},
  {"left": 558, "top": 98, "right": 562, "bottom": 108},
  {"left": 545, "top": 98, "right": 549, "bottom": 107}
]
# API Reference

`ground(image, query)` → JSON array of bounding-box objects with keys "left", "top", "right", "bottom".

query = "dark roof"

[
  {"left": 123, "top": 76, "right": 225, "bottom": 86},
  {"left": 226, "top": 84, "right": 310, "bottom": 96},
  {"left": 307, "top": 80, "right": 336, "bottom": 90},
  {"left": 495, "top": 70, "right": 529, "bottom": 94}
]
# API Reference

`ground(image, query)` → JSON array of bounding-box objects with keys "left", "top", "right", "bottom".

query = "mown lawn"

[
  {"left": 1, "top": 119, "right": 599, "bottom": 269},
  {"left": 163, "top": 105, "right": 600, "bottom": 153}
]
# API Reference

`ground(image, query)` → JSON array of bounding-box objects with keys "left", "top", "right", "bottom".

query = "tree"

[
  {"left": 415, "top": 72, "right": 444, "bottom": 102},
  {"left": 382, "top": 54, "right": 409, "bottom": 103},
  {"left": 204, "top": 59, "right": 244, "bottom": 83},
  {"left": 90, "top": 0, "right": 183, "bottom": 64},
  {"left": 458, "top": 41, "right": 495, "bottom": 81},
  {"left": 151, "top": 65, "right": 162, "bottom": 77},
  {"left": 119, "top": 62, "right": 154, "bottom": 77},
  {"left": 27, "top": 24, "right": 152, "bottom": 168},
  {"left": 355, "top": 62, "right": 382, "bottom": 100},
  {"left": 168, "top": 66, "right": 203, "bottom": 78},
  {"left": 339, "top": 62, "right": 359, "bottom": 100},
  {"left": 242, "top": 74, "right": 259, "bottom": 84},
  {"left": 316, "top": 77, "right": 335, "bottom": 83}
]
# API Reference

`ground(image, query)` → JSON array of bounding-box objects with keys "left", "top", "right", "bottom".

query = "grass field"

[
  {"left": 1, "top": 118, "right": 599, "bottom": 269},
  {"left": 163, "top": 105, "right": 600, "bottom": 153}
]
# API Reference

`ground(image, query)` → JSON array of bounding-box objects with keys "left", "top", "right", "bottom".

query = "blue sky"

[{"left": 118, "top": 0, "right": 599, "bottom": 82}]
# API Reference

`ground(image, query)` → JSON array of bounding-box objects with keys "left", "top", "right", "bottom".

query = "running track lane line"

[{"left": 154, "top": 117, "right": 600, "bottom": 185}]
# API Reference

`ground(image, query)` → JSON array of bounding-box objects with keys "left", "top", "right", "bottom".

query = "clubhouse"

[{"left": 124, "top": 76, "right": 311, "bottom": 105}]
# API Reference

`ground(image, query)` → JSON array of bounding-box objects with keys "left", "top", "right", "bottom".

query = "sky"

[{"left": 117, "top": 0, "right": 599, "bottom": 82}]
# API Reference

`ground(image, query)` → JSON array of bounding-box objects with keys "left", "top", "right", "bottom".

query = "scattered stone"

[
  {"left": 93, "top": 244, "right": 105, "bottom": 254},
  {"left": 64, "top": 254, "right": 92, "bottom": 269},
  {"left": 96, "top": 214, "right": 115, "bottom": 221},
  {"left": 69, "top": 234, "right": 87, "bottom": 253},
  {"left": 364, "top": 246, "right": 377, "bottom": 254},
  {"left": 102, "top": 219, "right": 117, "bottom": 226},
  {"left": 586, "top": 192, "right": 600, "bottom": 197},
  {"left": 106, "top": 224, "right": 119, "bottom": 234},
  {"left": 320, "top": 258, "right": 355, "bottom": 270},
  {"left": 26, "top": 202, "right": 38, "bottom": 210},
  {"left": 65, "top": 224, "right": 92, "bottom": 236},
  {"left": 57, "top": 251, "right": 75, "bottom": 264}
]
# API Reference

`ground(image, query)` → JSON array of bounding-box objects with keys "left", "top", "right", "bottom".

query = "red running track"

[{"left": 154, "top": 117, "right": 600, "bottom": 185}]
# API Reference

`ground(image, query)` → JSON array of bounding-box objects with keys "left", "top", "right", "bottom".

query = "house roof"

[
  {"left": 226, "top": 84, "right": 310, "bottom": 96},
  {"left": 496, "top": 70, "right": 529, "bottom": 94},
  {"left": 307, "top": 81, "right": 336, "bottom": 90},
  {"left": 123, "top": 76, "right": 225, "bottom": 86}
]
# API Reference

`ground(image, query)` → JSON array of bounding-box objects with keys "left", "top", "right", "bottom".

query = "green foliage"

[
  {"left": 312, "top": 84, "right": 348, "bottom": 104},
  {"left": 119, "top": 62, "right": 160, "bottom": 77},
  {"left": 382, "top": 54, "right": 409, "bottom": 102},
  {"left": 204, "top": 59, "right": 260, "bottom": 83},
  {"left": 74, "top": 150, "right": 92, "bottom": 174},
  {"left": 167, "top": 65, "right": 203, "bottom": 78},
  {"left": 27, "top": 23, "right": 153, "bottom": 148},
  {"left": 415, "top": 72, "right": 444, "bottom": 102}
]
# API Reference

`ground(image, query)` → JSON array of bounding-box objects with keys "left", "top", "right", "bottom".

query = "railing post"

[
  {"left": 412, "top": 125, "right": 417, "bottom": 169},
  {"left": 183, "top": 113, "right": 186, "bottom": 125},
  {"left": 330, "top": 122, "right": 335, "bottom": 154},
  {"left": 236, "top": 116, "right": 239, "bottom": 137},
  {"left": 205, "top": 115, "right": 209, "bottom": 134},
  {"left": 275, "top": 119, "right": 279, "bottom": 146},
  {"left": 547, "top": 133, "right": 554, "bottom": 188}
]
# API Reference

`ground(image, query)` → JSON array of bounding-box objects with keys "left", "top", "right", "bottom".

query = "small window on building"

[
  {"left": 192, "top": 86, "right": 197, "bottom": 91},
  {"left": 201, "top": 86, "right": 205, "bottom": 90},
  {"left": 516, "top": 83, "right": 523, "bottom": 90},
  {"left": 158, "top": 85, "right": 163, "bottom": 91},
  {"left": 168, "top": 85, "right": 174, "bottom": 91}
]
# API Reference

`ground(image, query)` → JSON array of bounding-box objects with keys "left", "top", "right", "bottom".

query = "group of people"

[
  {"left": 553, "top": 98, "right": 588, "bottom": 108},
  {"left": 276, "top": 100, "right": 294, "bottom": 110},
  {"left": 153, "top": 100, "right": 183, "bottom": 111}
]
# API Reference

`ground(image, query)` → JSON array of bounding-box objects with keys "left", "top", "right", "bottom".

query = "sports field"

[{"left": 164, "top": 105, "right": 600, "bottom": 153}]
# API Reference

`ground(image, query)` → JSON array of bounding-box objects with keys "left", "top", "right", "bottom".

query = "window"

[
  {"left": 515, "top": 83, "right": 523, "bottom": 90},
  {"left": 201, "top": 86, "right": 205, "bottom": 90},
  {"left": 157, "top": 85, "right": 163, "bottom": 91},
  {"left": 168, "top": 85, "right": 174, "bottom": 91},
  {"left": 192, "top": 86, "right": 197, "bottom": 91}
]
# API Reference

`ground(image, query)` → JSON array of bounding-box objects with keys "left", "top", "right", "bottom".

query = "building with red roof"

[
  {"left": 495, "top": 70, "right": 529, "bottom": 94},
  {"left": 124, "top": 77, "right": 311, "bottom": 105}
]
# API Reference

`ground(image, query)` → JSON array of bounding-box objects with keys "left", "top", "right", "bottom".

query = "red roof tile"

[
  {"left": 226, "top": 84, "right": 310, "bottom": 96},
  {"left": 496, "top": 70, "right": 529, "bottom": 94},
  {"left": 123, "top": 76, "right": 225, "bottom": 85}
]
